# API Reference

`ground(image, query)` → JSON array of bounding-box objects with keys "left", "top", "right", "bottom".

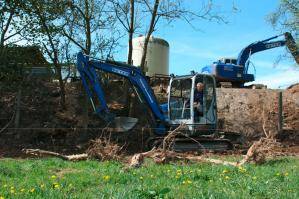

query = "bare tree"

[
  {"left": 0, "top": 0, "right": 28, "bottom": 47},
  {"left": 26, "top": 0, "right": 68, "bottom": 108},
  {"left": 267, "top": 0, "right": 298, "bottom": 39},
  {"left": 62, "top": 0, "right": 119, "bottom": 57},
  {"left": 139, "top": 0, "right": 226, "bottom": 72},
  {"left": 139, "top": 0, "right": 159, "bottom": 72},
  {"left": 267, "top": 0, "right": 299, "bottom": 64},
  {"left": 109, "top": 0, "right": 137, "bottom": 64}
]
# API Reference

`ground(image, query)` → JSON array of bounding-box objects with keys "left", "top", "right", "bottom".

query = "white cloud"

[{"left": 251, "top": 69, "right": 299, "bottom": 88}]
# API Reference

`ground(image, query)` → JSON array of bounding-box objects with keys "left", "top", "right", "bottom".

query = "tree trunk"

[
  {"left": 84, "top": 0, "right": 91, "bottom": 54},
  {"left": 127, "top": 0, "right": 135, "bottom": 65},
  {"left": 54, "top": 61, "right": 66, "bottom": 109},
  {"left": 82, "top": 0, "right": 91, "bottom": 132},
  {"left": 0, "top": 9, "right": 14, "bottom": 47},
  {"left": 124, "top": 0, "right": 135, "bottom": 116},
  {"left": 140, "top": 0, "right": 159, "bottom": 73}
]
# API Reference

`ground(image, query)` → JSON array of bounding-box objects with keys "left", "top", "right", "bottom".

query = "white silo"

[{"left": 131, "top": 35, "right": 169, "bottom": 76}]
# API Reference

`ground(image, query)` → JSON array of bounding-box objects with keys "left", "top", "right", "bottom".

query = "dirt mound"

[
  {"left": 217, "top": 87, "right": 299, "bottom": 140},
  {"left": 1, "top": 77, "right": 298, "bottom": 158},
  {"left": 287, "top": 83, "right": 299, "bottom": 93}
]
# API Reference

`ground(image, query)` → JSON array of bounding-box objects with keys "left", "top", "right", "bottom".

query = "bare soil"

[{"left": 0, "top": 79, "right": 298, "bottom": 158}]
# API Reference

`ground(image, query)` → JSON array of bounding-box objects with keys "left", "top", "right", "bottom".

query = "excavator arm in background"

[
  {"left": 237, "top": 34, "right": 286, "bottom": 74},
  {"left": 237, "top": 32, "right": 299, "bottom": 74},
  {"left": 201, "top": 32, "right": 298, "bottom": 87}
]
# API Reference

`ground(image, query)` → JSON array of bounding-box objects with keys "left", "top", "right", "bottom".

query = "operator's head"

[{"left": 196, "top": 82, "right": 204, "bottom": 91}]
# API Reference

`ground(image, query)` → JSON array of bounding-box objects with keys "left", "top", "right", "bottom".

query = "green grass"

[{"left": 0, "top": 157, "right": 298, "bottom": 198}]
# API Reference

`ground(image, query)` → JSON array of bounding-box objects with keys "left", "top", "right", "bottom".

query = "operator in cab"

[{"left": 194, "top": 82, "right": 204, "bottom": 120}]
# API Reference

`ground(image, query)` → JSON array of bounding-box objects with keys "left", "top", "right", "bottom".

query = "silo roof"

[
  {"left": 135, "top": 35, "right": 169, "bottom": 47},
  {"left": 150, "top": 37, "right": 169, "bottom": 47}
]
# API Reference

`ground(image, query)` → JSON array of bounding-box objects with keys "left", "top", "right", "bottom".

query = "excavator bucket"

[
  {"left": 285, "top": 32, "right": 299, "bottom": 64},
  {"left": 108, "top": 117, "right": 138, "bottom": 132}
]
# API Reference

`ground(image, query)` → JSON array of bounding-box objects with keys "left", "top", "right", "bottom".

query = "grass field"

[{"left": 0, "top": 157, "right": 298, "bottom": 198}]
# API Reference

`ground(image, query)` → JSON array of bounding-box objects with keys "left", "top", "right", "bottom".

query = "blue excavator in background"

[
  {"left": 201, "top": 32, "right": 299, "bottom": 88},
  {"left": 76, "top": 52, "right": 235, "bottom": 152}
]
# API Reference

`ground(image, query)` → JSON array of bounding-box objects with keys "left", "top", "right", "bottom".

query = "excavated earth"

[
  {"left": 216, "top": 85, "right": 299, "bottom": 139},
  {"left": 0, "top": 79, "right": 298, "bottom": 157}
]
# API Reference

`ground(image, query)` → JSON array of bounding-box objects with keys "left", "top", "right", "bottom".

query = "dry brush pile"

[{"left": 23, "top": 122, "right": 291, "bottom": 169}]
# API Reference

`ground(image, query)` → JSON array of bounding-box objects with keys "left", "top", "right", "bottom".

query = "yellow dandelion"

[
  {"left": 225, "top": 176, "right": 230, "bottom": 180},
  {"left": 103, "top": 175, "right": 110, "bottom": 181},
  {"left": 30, "top": 188, "right": 35, "bottom": 193},
  {"left": 238, "top": 167, "right": 247, "bottom": 173},
  {"left": 0, "top": 196, "right": 4, "bottom": 199},
  {"left": 10, "top": 186, "right": 14, "bottom": 190},
  {"left": 187, "top": 180, "right": 192, "bottom": 184},
  {"left": 40, "top": 184, "right": 45, "bottom": 188},
  {"left": 54, "top": 184, "right": 60, "bottom": 189},
  {"left": 51, "top": 175, "right": 57, "bottom": 179},
  {"left": 284, "top": 172, "right": 289, "bottom": 176},
  {"left": 222, "top": 169, "right": 229, "bottom": 174}
]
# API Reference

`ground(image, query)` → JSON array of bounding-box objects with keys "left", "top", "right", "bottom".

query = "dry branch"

[
  {"left": 87, "top": 137, "right": 124, "bottom": 161},
  {"left": 238, "top": 137, "right": 281, "bottom": 165},
  {"left": 127, "top": 148, "right": 240, "bottom": 169},
  {"left": 23, "top": 149, "right": 88, "bottom": 161}
]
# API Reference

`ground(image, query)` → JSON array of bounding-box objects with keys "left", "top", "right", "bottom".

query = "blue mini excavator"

[{"left": 76, "top": 52, "right": 235, "bottom": 151}]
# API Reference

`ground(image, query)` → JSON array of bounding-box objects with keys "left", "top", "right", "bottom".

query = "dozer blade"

[{"left": 109, "top": 117, "right": 138, "bottom": 132}]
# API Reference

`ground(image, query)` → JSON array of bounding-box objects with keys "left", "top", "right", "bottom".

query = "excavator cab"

[{"left": 168, "top": 73, "right": 217, "bottom": 135}]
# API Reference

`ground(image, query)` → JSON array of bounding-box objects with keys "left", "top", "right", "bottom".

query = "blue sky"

[{"left": 115, "top": 0, "right": 299, "bottom": 88}]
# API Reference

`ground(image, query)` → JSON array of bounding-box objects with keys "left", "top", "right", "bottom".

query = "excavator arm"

[
  {"left": 237, "top": 32, "right": 299, "bottom": 74},
  {"left": 76, "top": 52, "right": 167, "bottom": 133}
]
